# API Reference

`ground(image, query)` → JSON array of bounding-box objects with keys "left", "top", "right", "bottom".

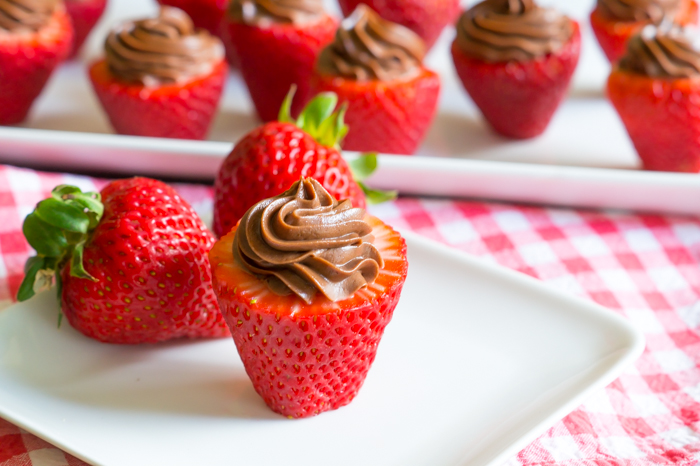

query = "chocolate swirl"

[
  {"left": 227, "top": 0, "right": 325, "bottom": 26},
  {"left": 618, "top": 26, "right": 700, "bottom": 77},
  {"left": 455, "top": 0, "right": 574, "bottom": 62},
  {"left": 317, "top": 4, "right": 425, "bottom": 81},
  {"left": 233, "top": 178, "right": 384, "bottom": 304},
  {"left": 596, "top": 0, "right": 680, "bottom": 23},
  {"left": 0, "top": 0, "right": 58, "bottom": 32},
  {"left": 105, "top": 7, "right": 224, "bottom": 86}
]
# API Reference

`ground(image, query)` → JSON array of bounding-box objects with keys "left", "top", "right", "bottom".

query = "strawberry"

[
  {"left": 17, "top": 178, "right": 229, "bottom": 344},
  {"left": 88, "top": 59, "right": 227, "bottom": 140},
  {"left": 310, "top": 69, "right": 441, "bottom": 155},
  {"left": 221, "top": 10, "right": 337, "bottom": 121},
  {"left": 310, "top": 5, "right": 440, "bottom": 155},
  {"left": 608, "top": 68, "right": 700, "bottom": 172},
  {"left": 451, "top": 22, "right": 581, "bottom": 139},
  {"left": 210, "top": 205, "right": 408, "bottom": 418},
  {"left": 0, "top": 8, "right": 73, "bottom": 125},
  {"left": 590, "top": 0, "right": 698, "bottom": 63},
  {"left": 338, "top": 0, "right": 460, "bottom": 50},
  {"left": 65, "top": 0, "right": 107, "bottom": 58},
  {"left": 157, "top": 0, "right": 229, "bottom": 38},
  {"left": 213, "top": 90, "right": 394, "bottom": 237}
]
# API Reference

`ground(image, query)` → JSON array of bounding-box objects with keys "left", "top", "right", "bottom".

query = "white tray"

[
  {"left": 0, "top": 231, "right": 644, "bottom": 466},
  {"left": 1, "top": 0, "right": 699, "bottom": 216}
]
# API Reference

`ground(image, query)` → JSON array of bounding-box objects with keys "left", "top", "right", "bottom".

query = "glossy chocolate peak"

[
  {"left": 228, "top": 0, "right": 325, "bottom": 26},
  {"left": 105, "top": 7, "right": 224, "bottom": 86},
  {"left": 233, "top": 178, "right": 384, "bottom": 304},
  {"left": 618, "top": 26, "right": 700, "bottom": 77},
  {"left": 317, "top": 4, "right": 425, "bottom": 81},
  {"left": 455, "top": 0, "right": 574, "bottom": 62},
  {"left": 597, "top": 0, "right": 680, "bottom": 23},
  {"left": 0, "top": 0, "right": 58, "bottom": 32}
]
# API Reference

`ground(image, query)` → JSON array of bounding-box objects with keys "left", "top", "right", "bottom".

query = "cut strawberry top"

[{"left": 210, "top": 215, "right": 408, "bottom": 318}]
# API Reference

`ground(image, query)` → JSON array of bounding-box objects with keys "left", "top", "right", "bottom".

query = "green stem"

[{"left": 17, "top": 185, "right": 104, "bottom": 304}]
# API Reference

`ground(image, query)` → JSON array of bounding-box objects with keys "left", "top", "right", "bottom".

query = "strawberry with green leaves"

[
  {"left": 213, "top": 89, "right": 395, "bottom": 237},
  {"left": 18, "top": 178, "right": 229, "bottom": 344}
]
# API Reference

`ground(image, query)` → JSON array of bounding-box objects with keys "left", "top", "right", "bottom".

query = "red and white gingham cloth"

[{"left": 1, "top": 163, "right": 699, "bottom": 466}]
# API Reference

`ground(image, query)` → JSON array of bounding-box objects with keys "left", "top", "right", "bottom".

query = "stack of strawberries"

[{"left": 17, "top": 92, "right": 405, "bottom": 419}]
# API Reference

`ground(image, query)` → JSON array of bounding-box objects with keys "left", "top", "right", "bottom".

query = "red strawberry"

[
  {"left": 608, "top": 69, "right": 700, "bottom": 172},
  {"left": 210, "top": 212, "right": 408, "bottom": 418},
  {"left": 310, "top": 69, "right": 440, "bottom": 155},
  {"left": 310, "top": 5, "right": 440, "bottom": 155},
  {"left": 590, "top": 0, "right": 698, "bottom": 63},
  {"left": 88, "top": 59, "right": 227, "bottom": 140},
  {"left": 221, "top": 11, "right": 337, "bottom": 121},
  {"left": 214, "top": 91, "right": 393, "bottom": 237},
  {"left": 65, "top": 0, "right": 107, "bottom": 58},
  {"left": 338, "top": 0, "right": 460, "bottom": 50},
  {"left": 157, "top": 0, "right": 228, "bottom": 38},
  {"left": 17, "top": 179, "right": 230, "bottom": 344},
  {"left": 451, "top": 22, "right": 581, "bottom": 139},
  {"left": 0, "top": 8, "right": 73, "bottom": 125}
]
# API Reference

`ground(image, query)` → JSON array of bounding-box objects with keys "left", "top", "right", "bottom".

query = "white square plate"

[{"left": 0, "top": 232, "right": 644, "bottom": 466}]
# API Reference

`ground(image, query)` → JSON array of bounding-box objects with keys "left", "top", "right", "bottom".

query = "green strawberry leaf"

[
  {"left": 70, "top": 240, "right": 96, "bottom": 281},
  {"left": 279, "top": 87, "right": 350, "bottom": 150},
  {"left": 23, "top": 213, "right": 68, "bottom": 257},
  {"left": 349, "top": 152, "right": 378, "bottom": 181},
  {"left": 278, "top": 85, "right": 297, "bottom": 124},
  {"left": 66, "top": 193, "right": 103, "bottom": 229},
  {"left": 17, "top": 185, "right": 105, "bottom": 304},
  {"left": 16, "top": 256, "right": 46, "bottom": 302},
  {"left": 349, "top": 153, "right": 398, "bottom": 204},
  {"left": 297, "top": 92, "right": 338, "bottom": 137},
  {"left": 51, "top": 185, "right": 83, "bottom": 199},
  {"left": 35, "top": 198, "right": 90, "bottom": 233},
  {"left": 359, "top": 181, "right": 398, "bottom": 205}
]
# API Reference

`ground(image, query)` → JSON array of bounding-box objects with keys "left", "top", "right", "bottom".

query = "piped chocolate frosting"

[
  {"left": 618, "top": 26, "right": 700, "bottom": 77},
  {"left": 0, "top": 0, "right": 58, "bottom": 32},
  {"left": 455, "top": 0, "right": 574, "bottom": 62},
  {"left": 596, "top": 0, "right": 680, "bottom": 23},
  {"left": 227, "top": 0, "right": 325, "bottom": 26},
  {"left": 316, "top": 4, "right": 425, "bottom": 81},
  {"left": 233, "top": 178, "right": 384, "bottom": 304},
  {"left": 105, "top": 6, "right": 224, "bottom": 86}
]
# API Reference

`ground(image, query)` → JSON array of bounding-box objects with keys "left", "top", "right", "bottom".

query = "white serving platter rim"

[
  {"left": 0, "top": 231, "right": 645, "bottom": 466},
  {"left": 3, "top": 125, "right": 700, "bottom": 217}
]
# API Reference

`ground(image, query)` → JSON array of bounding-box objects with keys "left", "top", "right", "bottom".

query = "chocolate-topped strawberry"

[
  {"left": 338, "top": 0, "right": 460, "bottom": 50},
  {"left": 221, "top": 0, "right": 338, "bottom": 121},
  {"left": 0, "top": 0, "right": 73, "bottom": 124},
  {"left": 157, "top": 0, "right": 228, "bottom": 38},
  {"left": 591, "top": 0, "right": 697, "bottom": 63},
  {"left": 17, "top": 178, "right": 229, "bottom": 344},
  {"left": 310, "top": 5, "right": 441, "bottom": 155},
  {"left": 65, "top": 0, "right": 107, "bottom": 58},
  {"left": 213, "top": 89, "right": 394, "bottom": 237},
  {"left": 211, "top": 178, "right": 408, "bottom": 418},
  {"left": 88, "top": 7, "right": 227, "bottom": 140},
  {"left": 608, "top": 27, "right": 700, "bottom": 172},
  {"left": 451, "top": 0, "right": 581, "bottom": 139}
]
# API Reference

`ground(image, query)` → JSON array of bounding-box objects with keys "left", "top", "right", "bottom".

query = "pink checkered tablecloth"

[{"left": 1, "top": 163, "right": 699, "bottom": 466}]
